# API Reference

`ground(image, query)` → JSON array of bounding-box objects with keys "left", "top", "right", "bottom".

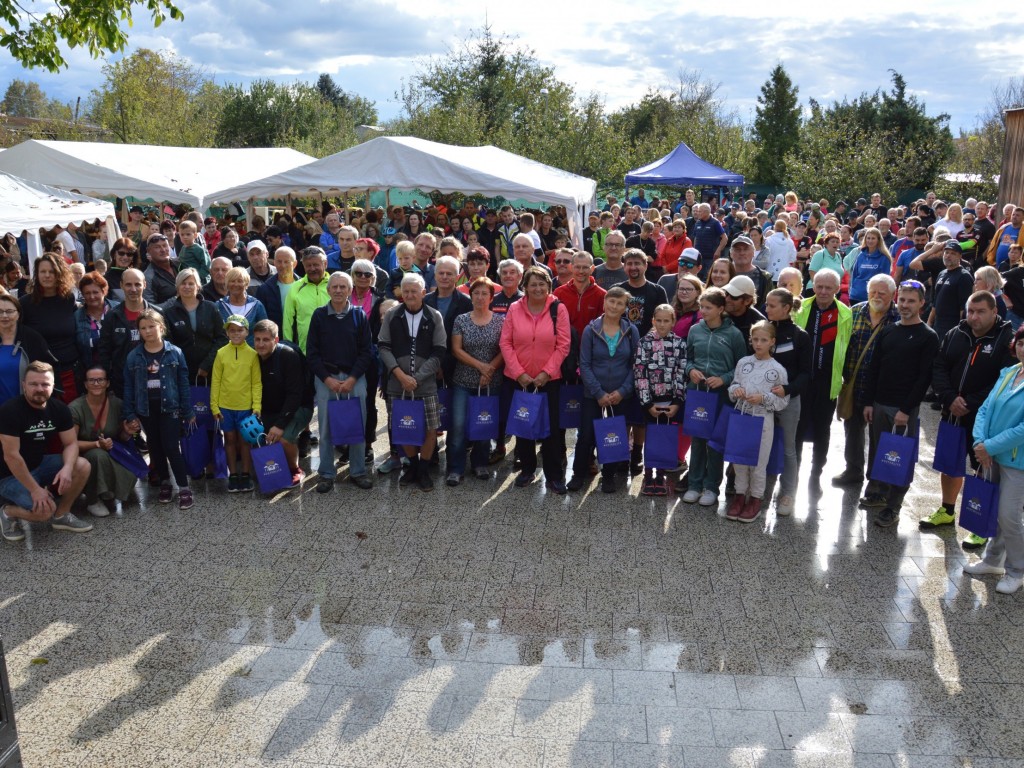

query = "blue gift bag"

[
  {"left": 251, "top": 440, "right": 292, "bottom": 494},
  {"left": 932, "top": 418, "right": 966, "bottom": 478},
  {"left": 765, "top": 425, "right": 785, "bottom": 475},
  {"left": 467, "top": 388, "right": 500, "bottom": 442},
  {"left": 644, "top": 420, "right": 679, "bottom": 470},
  {"left": 437, "top": 386, "right": 452, "bottom": 432},
  {"left": 506, "top": 388, "right": 550, "bottom": 440},
  {"left": 108, "top": 439, "right": 150, "bottom": 479},
  {"left": 723, "top": 408, "right": 764, "bottom": 467},
  {"left": 190, "top": 384, "right": 214, "bottom": 431},
  {"left": 595, "top": 408, "right": 630, "bottom": 465},
  {"left": 212, "top": 428, "right": 229, "bottom": 479},
  {"left": 683, "top": 386, "right": 720, "bottom": 440},
  {"left": 180, "top": 425, "right": 212, "bottom": 477},
  {"left": 870, "top": 427, "right": 917, "bottom": 487},
  {"left": 558, "top": 383, "right": 584, "bottom": 429},
  {"left": 328, "top": 396, "right": 364, "bottom": 446},
  {"left": 960, "top": 469, "right": 999, "bottom": 538},
  {"left": 708, "top": 404, "right": 732, "bottom": 454},
  {"left": 391, "top": 395, "right": 426, "bottom": 447}
]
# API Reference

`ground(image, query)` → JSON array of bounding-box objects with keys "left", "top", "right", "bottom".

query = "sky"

[{"left": 2, "top": 0, "right": 1023, "bottom": 135}]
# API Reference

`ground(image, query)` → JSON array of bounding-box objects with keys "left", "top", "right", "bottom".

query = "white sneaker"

[
  {"left": 776, "top": 496, "right": 794, "bottom": 516},
  {"left": 682, "top": 489, "right": 701, "bottom": 503},
  {"left": 963, "top": 560, "right": 1005, "bottom": 576},
  {"left": 86, "top": 501, "right": 110, "bottom": 518},
  {"left": 996, "top": 575, "right": 1024, "bottom": 594},
  {"left": 698, "top": 490, "right": 718, "bottom": 507}
]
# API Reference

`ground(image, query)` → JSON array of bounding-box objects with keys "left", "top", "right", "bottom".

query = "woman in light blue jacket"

[{"left": 964, "top": 326, "right": 1024, "bottom": 595}]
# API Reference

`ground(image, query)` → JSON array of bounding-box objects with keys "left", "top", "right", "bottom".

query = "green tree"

[
  {"left": 751, "top": 64, "right": 800, "bottom": 186},
  {"left": 315, "top": 73, "right": 377, "bottom": 126},
  {"left": 1, "top": 79, "right": 71, "bottom": 119},
  {"left": 0, "top": 0, "right": 183, "bottom": 73},
  {"left": 88, "top": 48, "right": 222, "bottom": 146}
]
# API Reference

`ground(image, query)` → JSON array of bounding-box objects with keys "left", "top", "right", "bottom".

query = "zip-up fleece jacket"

[
  {"left": 211, "top": 341, "right": 262, "bottom": 414},
  {"left": 684, "top": 316, "right": 748, "bottom": 388},
  {"left": 378, "top": 303, "right": 447, "bottom": 397},
  {"left": 974, "top": 364, "right": 1024, "bottom": 469},
  {"left": 579, "top": 316, "right": 640, "bottom": 401},
  {"left": 933, "top": 319, "right": 1015, "bottom": 413},
  {"left": 553, "top": 278, "right": 607, "bottom": 336},
  {"left": 499, "top": 294, "right": 570, "bottom": 382}
]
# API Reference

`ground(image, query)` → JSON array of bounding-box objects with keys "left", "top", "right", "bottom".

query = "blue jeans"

[
  {"left": 0, "top": 454, "right": 65, "bottom": 510},
  {"left": 315, "top": 376, "right": 367, "bottom": 479},
  {"left": 448, "top": 385, "right": 492, "bottom": 476}
]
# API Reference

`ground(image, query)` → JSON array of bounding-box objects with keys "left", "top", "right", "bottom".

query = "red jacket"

[
  {"left": 553, "top": 278, "right": 607, "bottom": 336},
  {"left": 500, "top": 293, "right": 571, "bottom": 381}
]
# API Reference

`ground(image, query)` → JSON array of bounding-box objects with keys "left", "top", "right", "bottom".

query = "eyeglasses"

[
  {"left": 900, "top": 280, "right": 925, "bottom": 290},
  {"left": 554, "top": 259, "right": 572, "bottom": 265},
  {"left": 86, "top": 377, "right": 108, "bottom": 384},
  {"left": 353, "top": 271, "right": 373, "bottom": 278},
  {"left": 0, "top": 309, "right": 18, "bottom": 316}
]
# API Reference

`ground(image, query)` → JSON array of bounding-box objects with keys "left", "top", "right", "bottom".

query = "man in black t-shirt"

[{"left": 0, "top": 362, "right": 93, "bottom": 543}]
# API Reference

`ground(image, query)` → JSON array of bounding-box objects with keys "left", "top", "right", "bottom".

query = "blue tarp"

[{"left": 624, "top": 142, "right": 744, "bottom": 187}]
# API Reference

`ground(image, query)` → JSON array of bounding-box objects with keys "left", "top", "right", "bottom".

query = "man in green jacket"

[
  {"left": 283, "top": 246, "right": 330, "bottom": 353},
  {"left": 794, "top": 270, "right": 852, "bottom": 470}
]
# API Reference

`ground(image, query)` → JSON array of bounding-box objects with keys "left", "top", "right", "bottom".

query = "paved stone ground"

[{"left": 3, "top": 406, "right": 1024, "bottom": 768}]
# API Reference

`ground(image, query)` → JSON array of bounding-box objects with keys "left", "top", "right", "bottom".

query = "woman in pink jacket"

[{"left": 499, "top": 266, "right": 571, "bottom": 493}]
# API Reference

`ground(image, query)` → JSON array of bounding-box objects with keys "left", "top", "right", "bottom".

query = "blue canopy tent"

[{"left": 624, "top": 142, "right": 744, "bottom": 205}]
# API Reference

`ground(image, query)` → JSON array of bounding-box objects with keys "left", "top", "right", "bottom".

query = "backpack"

[{"left": 549, "top": 299, "right": 581, "bottom": 383}]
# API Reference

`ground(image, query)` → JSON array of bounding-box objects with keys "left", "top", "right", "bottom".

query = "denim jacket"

[{"left": 123, "top": 340, "right": 193, "bottom": 421}]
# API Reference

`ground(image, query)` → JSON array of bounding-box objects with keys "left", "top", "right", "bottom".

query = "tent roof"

[
  {"left": 0, "top": 140, "right": 316, "bottom": 208},
  {"left": 624, "top": 142, "right": 744, "bottom": 187},
  {"left": 207, "top": 136, "right": 597, "bottom": 209},
  {"left": 0, "top": 172, "right": 115, "bottom": 233}
]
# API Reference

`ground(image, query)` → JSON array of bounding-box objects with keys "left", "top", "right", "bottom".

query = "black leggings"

[{"left": 141, "top": 412, "right": 189, "bottom": 488}]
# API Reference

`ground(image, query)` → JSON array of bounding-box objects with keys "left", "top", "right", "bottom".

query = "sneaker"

[
  {"left": 545, "top": 479, "right": 567, "bottom": 495},
  {"left": 859, "top": 493, "right": 887, "bottom": 509},
  {"left": 962, "top": 533, "right": 988, "bottom": 550},
  {"left": 831, "top": 471, "right": 863, "bottom": 487},
  {"left": 963, "top": 560, "right": 1005, "bottom": 576},
  {"left": 472, "top": 467, "right": 490, "bottom": 480},
  {"left": 776, "top": 496, "right": 794, "bottom": 517},
  {"left": 874, "top": 507, "right": 899, "bottom": 528},
  {"left": 681, "top": 489, "right": 701, "bottom": 503},
  {"left": 86, "top": 500, "right": 110, "bottom": 518},
  {"left": 316, "top": 478, "right": 334, "bottom": 493},
  {"left": 566, "top": 474, "right": 586, "bottom": 492},
  {"left": 227, "top": 474, "right": 240, "bottom": 493},
  {"left": 672, "top": 460, "right": 689, "bottom": 474},
  {"left": 996, "top": 575, "right": 1024, "bottom": 594},
  {"left": 158, "top": 483, "right": 173, "bottom": 503},
  {"left": 919, "top": 507, "right": 955, "bottom": 530},
  {"left": 698, "top": 490, "right": 718, "bottom": 507},
  {"left": 445, "top": 472, "right": 463, "bottom": 487},
  {"left": 350, "top": 474, "right": 374, "bottom": 490},
  {"left": 237, "top": 474, "right": 255, "bottom": 493},
  {"left": 51, "top": 512, "right": 93, "bottom": 533},
  {"left": 365, "top": 448, "right": 374, "bottom": 465},
  {"left": 640, "top": 476, "right": 657, "bottom": 497},
  {"left": 488, "top": 446, "right": 507, "bottom": 465},
  {"left": 178, "top": 488, "right": 194, "bottom": 510},
  {"left": 378, "top": 455, "right": 401, "bottom": 474},
  {"left": 1, "top": 508, "right": 24, "bottom": 542},
  {"left": 514, "top": 470, "right": 537, "bottom": 488},
  {"left": 290, "top": 469, "right": 305, "bottom": 488},
  {"left": 737, "top": 497, "right": 763, "bottom": 524},
  {"left": 725, "top": 494, "right": 745, "bottom": 520}
]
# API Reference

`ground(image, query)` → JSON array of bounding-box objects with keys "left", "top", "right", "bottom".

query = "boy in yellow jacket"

[{"left": 212, "top": 315, "right": 262, "bottom": 492}]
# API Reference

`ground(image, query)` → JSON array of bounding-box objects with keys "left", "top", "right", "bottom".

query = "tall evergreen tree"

[{"left": 751, "top": 64, "right": 800, "bottom": 186}]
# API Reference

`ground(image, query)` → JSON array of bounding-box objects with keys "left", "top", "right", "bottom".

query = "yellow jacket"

[{"left": 211, "top": 342, "right": 262, "bottom": 414}]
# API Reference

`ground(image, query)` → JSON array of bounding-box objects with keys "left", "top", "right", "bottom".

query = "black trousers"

[
  {"left": 513, "top": 380, "right": 564, "bottom": 481},
  {"left": 796, "top": 376, "right": 836, "bottom": 467}
]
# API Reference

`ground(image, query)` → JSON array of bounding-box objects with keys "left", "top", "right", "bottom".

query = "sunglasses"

[
  {"left": 554, "top": 259, "right": 572, "bottom": 265},
  {"left": 352, "top": 271, "right": 373, "bottom": 278},
  {"left": 900, "top": 280, "right": 925, "bottom": 290}
]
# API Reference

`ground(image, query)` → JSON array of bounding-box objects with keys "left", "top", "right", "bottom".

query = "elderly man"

[
  {"left": 834, "top": 274, "right": 900, "bottom": 488},
  {"left": 99, "top": 268, "right": 163, "bottom": 398},
  {"left": 282, "top": 246, "right": 330, "bottom": 353},
  {"left": 862, "top": 280, "right": 939, "bottom": 527},
  {"left": 245, "top": 240, "right": 277, "bottom": 292},
  {"left": 253, "top": 319, "right": 313, "bottom": 488},
  {"left": 511, "top": 233, "right": 548, "bottom": 276},
  {"left": 0, "top": 362, "right": 93, "bottom": 543},
  {"left": 794, "top": 270, "right": 852, "bottom": 470},
  {"left": 305, "top": 271, "right": 374, "bottom": 493},
  {"left": 378, "top": 273, "right": 447, "bottom": 491},
  {"left": 142, "top": 232, "right": 178, "bottom": 304},
  {"left": 690, "top": 203, "right": 727, "bottom": 278},
  {"left": 425, "top": 254, "right": 473, "bottom": 384},
  {"left": 256, "top": 246, "right": 296, "bottom": 329},
  {"left": 202, "top": 257, "right": 231, "bottom": 303}
]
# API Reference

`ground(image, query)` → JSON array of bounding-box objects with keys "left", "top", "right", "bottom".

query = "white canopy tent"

[
  {"left": 0, "top": 140, "right": 316, "bottom": 209},
  {"left": 0, "top": 172, "right": 118, "bottom": 275},
  {"left": 207, "top": 136, "right": 598, "bottom": 244}
]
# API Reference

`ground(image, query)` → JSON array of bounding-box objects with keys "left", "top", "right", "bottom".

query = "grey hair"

[
  {"left": 400, "top": 272, "right": 426, "bottom": 291},
  {"left": 498, "top": 259, "right": 524, "bottom": 275},
  {"left": 867, "top": 273, "right": 897, "bottom": 293}
]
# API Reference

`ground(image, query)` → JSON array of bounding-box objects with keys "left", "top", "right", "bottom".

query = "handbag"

[
  {"left": 837, "top": 321, "right": 884, "bottom": 421},
  {"left": 557, "top": 383, "right": 584, "bottom": 430},
  {"left": 190, "top": 378, "right": 215, "bottom": 431},
  {"left": 682, "top": 384, "right": 720, "bottom": 440},
  {"left": 327, "top": 395, "right": 365, "bottom": 446},
  {"left": 467, "top": 386, "right": 500, "bottom": 442},
  {"left": 506, "top": 386, "right": 550, "bottom": 441},
  {"left": 644, "top": 417, "right": 679, "bottom": 470},
  {"left": 108, "top": 439, "right": 150, "bottom": 479},
  {"left": 932, "top": 417, "right": 967, "bottom": 478},
  {"left": 212, "top": 428, "right": 229, "bottom": 479},
  {"left": 960, "top": 467, "right": 999, "bottom": 539},
  {"left": 437, "top": 385, "right": 452, "bottom": 432},
  {"left": 251, "top": 438, "right": 292, "bottom": 494},
  {"left": 180, "top": 424, "right": 212, "bottom": 478},
  {"left": 595, "top": 407, "right": 630, "bottom": 464},
  {"left": 765, "top": 422, "right": 785, "bottom": 475},
  {"left": 723, "top": 404, "right": 765, "bottom": 467},
  {"left": 391, "top": 392, "right": 426, "bottom": 447},
  {"left": 869, "top": 425, "right": 917, "bottom": 487}
]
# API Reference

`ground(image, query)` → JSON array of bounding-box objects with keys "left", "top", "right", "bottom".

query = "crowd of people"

[{"left": 2, "top": 189, "right": 1024, "bottom": 595}]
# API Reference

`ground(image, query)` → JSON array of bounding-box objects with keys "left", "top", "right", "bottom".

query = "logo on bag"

[
  {"left": 475, "top": 410, "right": 494, "bottom": 424},
  {"left": 399, "top": 414, "right": 417, "bottom": 428},
  {"left": 263, "top": 459, "right": 282, "bottom": 474},
  {"left": 603, "top": 432, "right": 621, "bottom": 447},
  {"left": 565, "top": 398, "right": 580, "bottom": 412},
  {"left": 966, "top": 496, "right": 982, "bottom": 513},
  {"left": 690, "top": 406, "right": 710, "bottom": 422},
  {"left": 514, "top": 406, "right": 531, "bottom": 421},
  {"left": 439, "top": 404, "right": 448, "bottom": 418},
  {"left": 194, "top": 400, "right": 209, "bottom": 415},
  {"left": 882, "top": 450, "right": 903, "bottom": 468}
]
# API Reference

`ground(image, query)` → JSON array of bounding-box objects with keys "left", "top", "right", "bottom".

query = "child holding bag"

[
  {"left": 634, "top": 304, "right": 687, "bottom": 496},
  {"left": 726, "top": 320, "right": 790, "bottom": 523}
]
